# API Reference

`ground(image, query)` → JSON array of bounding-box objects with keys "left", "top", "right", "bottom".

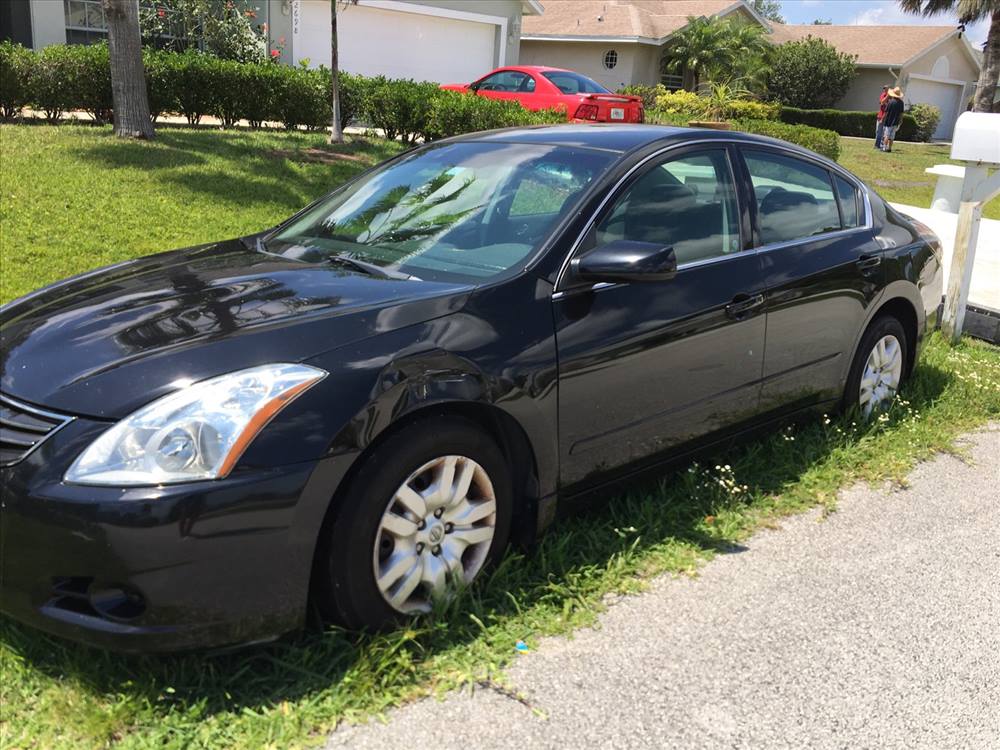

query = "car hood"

[{"left": 0, "top": 239, "right": 472, "bottom": 419}]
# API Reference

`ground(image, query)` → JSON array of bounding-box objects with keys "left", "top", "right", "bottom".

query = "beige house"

[
  {"left": 770, "top": 24, "right": 982, "bottom": 139},
  {"left": 521, "top": 0, "right": 983, "bottom": 140},
  {"left": 520, "top": 0, "right": 768, "bottom": 91}
]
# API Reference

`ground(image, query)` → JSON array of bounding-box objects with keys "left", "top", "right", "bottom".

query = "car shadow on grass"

[{"left": 0, "top": 361, "right": 955, "bottom": 737}]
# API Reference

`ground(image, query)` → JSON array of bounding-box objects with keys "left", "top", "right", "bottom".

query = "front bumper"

[{"left": 0, "top": 416, "right": 344, "bottom": 653}]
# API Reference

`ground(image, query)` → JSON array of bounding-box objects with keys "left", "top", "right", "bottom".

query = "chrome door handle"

[
  {"left": 726, "top": 293, "right": 765, "bottom": 319},
  {"left": 856, "top": 254, "right": 882, "bottom": 271}
]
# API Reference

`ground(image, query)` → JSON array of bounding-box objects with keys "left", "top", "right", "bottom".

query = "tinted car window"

[
  {"left": 834, "top": 174, "right": 862, "bottom": 229},
  {"left": 542, "top": 71, "right": 609, "bottom": 95},
  {"left": 268, "top": 142, "right": 614, "bottom": 283},
  {"left": 744, "top": 151, "right": 841, "bottom": 245},
  {"left": 594, "top": 149, "right": 741, "bottom": 265},
  {"left": 477, "top": 70, "right": 530, "bottom": 92}
]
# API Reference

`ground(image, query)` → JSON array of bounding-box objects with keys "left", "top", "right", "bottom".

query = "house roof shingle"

[
  {"left": 521, "top": 0, "right": 747, "bottom": 41},
  {"left": 768, "top": 23, "right": 957, "bottom": 66}
]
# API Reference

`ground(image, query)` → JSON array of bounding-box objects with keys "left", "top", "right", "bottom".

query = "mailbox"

[{"left": 950, "top": 112, "right": 1000, "bottom": 165}]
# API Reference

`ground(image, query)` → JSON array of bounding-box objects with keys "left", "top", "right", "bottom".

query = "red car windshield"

[{"left": 542, "top": 71, "right": 610, "bottom": 95}]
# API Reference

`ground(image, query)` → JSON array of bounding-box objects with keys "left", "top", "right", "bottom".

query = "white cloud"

[{"left": 849, "top": 2, "right": 987, "bottom": 47}]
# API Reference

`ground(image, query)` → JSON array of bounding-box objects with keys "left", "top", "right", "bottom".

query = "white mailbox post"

[{"left": 941, "top": 112, "right": 1000, "bottom": 344}]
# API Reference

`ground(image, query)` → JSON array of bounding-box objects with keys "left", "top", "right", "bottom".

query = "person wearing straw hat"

[
  {"left": 881, "top": 86, "right": 905, "bottom": 153},
  {"left": 875, "top": 85, "right": 889, "bottom": 150}
]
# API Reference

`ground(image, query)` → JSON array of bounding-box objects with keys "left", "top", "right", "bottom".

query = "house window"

[
  {"left": 64, "top": 0, "right": 107, "bottom": 45},
  {"left": 603, "top": 49, "right": 618, "bottom": 70}
]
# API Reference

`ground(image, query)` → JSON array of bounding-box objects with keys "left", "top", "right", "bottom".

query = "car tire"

[
  {"left": 844, "top": 314, "right": 909, "bottom": 418},
  {"left": 313, "top": 416, "right": 512, "bottom": 630}
]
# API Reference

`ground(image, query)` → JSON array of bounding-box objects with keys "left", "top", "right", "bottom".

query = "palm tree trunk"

[
  {"left": 329, "top": 0, "right": 344, "bottom": 144},
  {"left": 973, "top": 8, "right": 999, "bottom": 113},
  {"left": 103, "top": 0, "right": 154, "bottom": 139}
]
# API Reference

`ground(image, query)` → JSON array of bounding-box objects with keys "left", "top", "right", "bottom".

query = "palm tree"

[
  {"left": 899, "top": 0, "right": 1000, "bottom": 112},
  {"left": 662, "top": 16, "right": 771, "bottom": 91}
]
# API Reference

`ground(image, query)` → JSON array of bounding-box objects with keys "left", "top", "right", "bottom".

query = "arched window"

[
  {"left": 931, "top": 55, "right": 950, "bottom": 79},
  {"left": 603, "top": 49, "right": 618, "bottom": 70}
]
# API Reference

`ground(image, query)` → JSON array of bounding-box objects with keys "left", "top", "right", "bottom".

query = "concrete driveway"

[{"left": 328, "top": 425, "right": 1000, "bottom": 750}]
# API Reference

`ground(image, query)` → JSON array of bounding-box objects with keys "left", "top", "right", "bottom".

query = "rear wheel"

[
  {"left": 314, "top": 417, "right": 512, "bottom": 629},
  {"left": 844, "top": 315, "right": 908, "bottom": 418}
]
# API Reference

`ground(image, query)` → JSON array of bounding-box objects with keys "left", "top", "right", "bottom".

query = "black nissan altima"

[{"left": 0, "top": 125, "right": 942, "bottom": 651}]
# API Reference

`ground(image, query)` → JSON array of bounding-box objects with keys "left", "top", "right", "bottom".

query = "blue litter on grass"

[{"left": 515, "top": 640, "right": 529, "bottom": 652}]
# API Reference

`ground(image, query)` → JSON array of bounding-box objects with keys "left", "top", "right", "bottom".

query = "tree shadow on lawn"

[
  {"left": 71, "top": 129, "right": 403, "bottom": 216},
  {"left": 0, "top": 361, "right": 954, "bottom": 736}
]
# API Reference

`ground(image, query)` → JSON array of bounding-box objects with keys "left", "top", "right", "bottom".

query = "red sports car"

[{"left": 441, "top": 65, "right": 644, "bottom": 124}]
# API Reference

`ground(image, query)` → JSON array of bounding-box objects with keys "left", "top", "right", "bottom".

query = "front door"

[{"left": 553, "top": 146, "right": 767, "bottom": 491}]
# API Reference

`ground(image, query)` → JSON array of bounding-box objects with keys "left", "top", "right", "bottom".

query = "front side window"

[
  {"left": 743, "top": 150, "right": 842, "bottom": 246},
  {"left": 267, "top": 142, "right": 614, "bottom": 284},
  {"left": 476, "top": 70, "right": 531, "bottom": 93},
  {"left": 592, "top": 149, "right": 741, "bottom": 266}
]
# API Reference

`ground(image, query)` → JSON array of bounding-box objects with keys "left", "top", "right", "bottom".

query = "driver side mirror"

[{"left": 571, "top": 240, "right": 678, "bottom": 283}]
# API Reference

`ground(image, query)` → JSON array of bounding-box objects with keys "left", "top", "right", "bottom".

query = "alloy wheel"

[
  {"left": 372, "top": 455, "right": 497, "bottom": 613},
  {"left": 859, "top": 334, "right": 903, "bottom": 417}
]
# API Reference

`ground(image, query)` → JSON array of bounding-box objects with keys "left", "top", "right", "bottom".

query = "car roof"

[{"left": 450, "top": 124, "right": 807, "bottom": 156}]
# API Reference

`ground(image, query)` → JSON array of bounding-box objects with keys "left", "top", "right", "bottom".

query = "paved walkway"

[{"left": 329, "top": 425, "right": 1000, "bottom": 750}]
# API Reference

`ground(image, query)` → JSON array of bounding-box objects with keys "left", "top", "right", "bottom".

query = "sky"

[{"left": 777, "top": 1, "right": 989, "bottom": 48}]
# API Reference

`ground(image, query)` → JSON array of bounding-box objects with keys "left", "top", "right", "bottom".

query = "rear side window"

[
  {"left": 834, "top": 174, "right": 862, "bottom": 229},
  {"left": 542, "top": 71, "right": 609, "bottom": 95},
  {"left": 743, "top": 151, "right": 842, "bottom": 246}
]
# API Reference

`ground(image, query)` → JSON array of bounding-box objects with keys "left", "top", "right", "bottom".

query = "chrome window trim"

[
  {"left": 739, "top": 145, "right": 874, "bottom": 251},
  {"left": 551, "top": 137, "right": 876, "bottom": 297},
  {"left": 0, "top": 394, "right": 76, "bottom": 467},
  {"left": 552, "top": 138, "right": 737, "bottom": 292}
]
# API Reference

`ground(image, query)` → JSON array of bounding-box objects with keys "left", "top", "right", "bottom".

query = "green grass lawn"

[
  {"left": 2, "top": 125, "right": 1000, "bottom": 750},
  {"left": 839, "top": 137, "right": 1000, "bottom": 221}
]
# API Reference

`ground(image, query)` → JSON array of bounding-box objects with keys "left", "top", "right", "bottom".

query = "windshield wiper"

[{"left": 324, "top": 254, "right": 416, "bottom": 281}]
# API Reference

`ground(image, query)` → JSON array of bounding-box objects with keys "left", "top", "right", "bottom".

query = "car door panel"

[
  {"left": 737, "top": 147, "right": 884, "bottom": 412},
  {"left": 553, "top": 146, "right": 766, "bottom": 492}
]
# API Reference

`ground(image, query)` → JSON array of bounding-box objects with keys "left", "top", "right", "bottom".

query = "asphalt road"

[{"left": 329, "top": 425, "right": 1000, "bottom": 750}]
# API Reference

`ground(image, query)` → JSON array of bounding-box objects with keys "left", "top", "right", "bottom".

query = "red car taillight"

[{"left": 574, "top": 104, "right": 599, "bottom": 121}]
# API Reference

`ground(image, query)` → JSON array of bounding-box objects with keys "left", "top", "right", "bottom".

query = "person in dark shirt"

[
  {"left": 875, "top": 85, "right": 889, "bottom": 149},
  {"left": 881, "top": 87, "right": 905, "bottom": 153}
]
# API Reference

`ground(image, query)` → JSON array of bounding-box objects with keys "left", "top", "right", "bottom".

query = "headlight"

[{"left": 65, "top": 364, "right": 326, "bottom": 486}]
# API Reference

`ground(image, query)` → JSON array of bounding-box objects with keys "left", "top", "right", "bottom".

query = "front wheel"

[
  {"left": 314, "top": 417, "right": 512, "bottom": 630},
  {"left": 844, "top": 315, "right": 908, "bottom": 418}
]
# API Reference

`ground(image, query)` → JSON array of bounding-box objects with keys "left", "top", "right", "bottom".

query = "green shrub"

[
  {"left": 362, "top": 77, "right": 439, "bottom": 143},
  {"left": 276, "top": 66, "right": 329, "bottom": 130},
  {"left": 423, "top": 90, "right": 563, "bottom": 140},
  {"left": 768, "top": 37, "right": 857, "bottom": 109},
  {"left": 0, "top": 41, "right": 34, "bottom": 120},
  {"left": 736, "top": 118, "right": 841, "bottom": 161},
  {"left": 142, "top": 47, "right": 176, "bottom": 122},
  {"left": 650, "top": 89, "right": 780, "bottom": 122},
  {"left": 780, "top": 106, "right": 917, "bottom": 142},
  {"left": 909, "top": 103, "right": 941, "bottom": 142},
  {"left": 73, "top": 42, "right": 113, "bottom": 124},
  {"left": 29, "top": 44, "right": 83, "bottom": 123},
  {"left": 618, "top": 83, "right": 667, "bottom": 107},
  {"left": 169, "top": 50, "right": 219, "bottom": 125}
]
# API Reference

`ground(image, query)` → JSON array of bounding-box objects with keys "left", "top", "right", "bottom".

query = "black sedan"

[{"left": 0, "top": 125, "right": 942, "bottom": 651}]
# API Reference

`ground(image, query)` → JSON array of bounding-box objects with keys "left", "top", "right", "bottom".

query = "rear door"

[
  {"left": 736, "top": 147, "right": 884, "bottom": 412},
  {"left": 553, "top": 145, "right": 767, "bottom": 491}
]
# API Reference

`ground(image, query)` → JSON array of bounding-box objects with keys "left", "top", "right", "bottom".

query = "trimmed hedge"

[
  {"left": 1, "top": 42, "right": 564, "bottom": 139},
  {"left": 645, "top": 108, "right": 840, "bottom": 161},
  {"left": 780, "top": 106, "right": 918, "bottom": 143},
  {"left": 653, "top": 90, "right": 782, "bottom": 121}
]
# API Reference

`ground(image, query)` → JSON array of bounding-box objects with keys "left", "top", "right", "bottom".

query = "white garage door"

[
  {"left": 292, "top": 1, "right": 498, "bottom": 85},
  {"left": 906, "top": 78, "right": 964, "bottom": 140}
]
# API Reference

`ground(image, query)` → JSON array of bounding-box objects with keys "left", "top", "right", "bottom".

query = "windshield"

[
  {"left": 543, "top": 71, "right": 610, "bottom": 95},
  {"left": 266, "top": 142, "right": 615, "bottom": 284}
]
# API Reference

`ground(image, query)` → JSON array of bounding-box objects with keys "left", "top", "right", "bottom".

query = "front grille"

[{"left": 0, "top": 394, "right": 74, "bottom": 467}]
